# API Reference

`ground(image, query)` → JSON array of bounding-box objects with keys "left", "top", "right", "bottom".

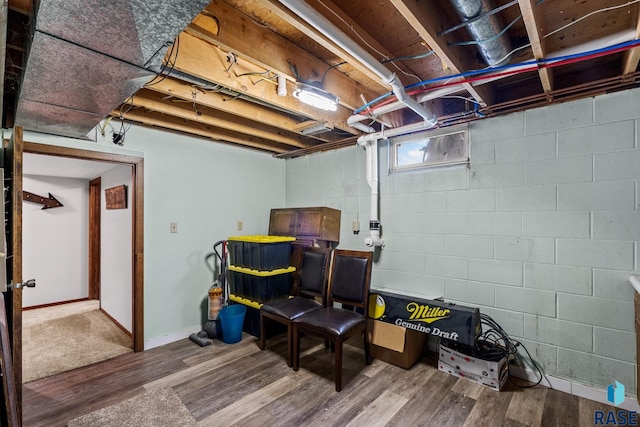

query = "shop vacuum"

[{"left": 190, "top": 240, "right": 228, "bottom": 347}]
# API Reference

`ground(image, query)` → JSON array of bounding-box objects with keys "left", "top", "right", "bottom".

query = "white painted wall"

[
  {"left": 21, "top": 125, "right": 286, "bottom": 347},
  {"left": 22, "top": 175, "right": 89, "bottom": 306},
  {"left": 285, "top": 87, "right": 640, "bottom": 397},
  {"left": 100, "top": 165, "right": 133, "bottom": 332}
]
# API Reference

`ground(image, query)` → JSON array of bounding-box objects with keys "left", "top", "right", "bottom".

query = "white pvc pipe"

[
  {"left": 349, "top": 29, "right": 639, "bottom": 131},
  {"left": 349, "top": 85, "right": 465, "bottom": 130},
  {"left": 347, "top": 115, "right": 376, "bottom": 133},
  {"left": 358, "top": 138, "right": 384, "bottom": 247},
  {"left": 359, "top": 120, "right": 441, "bottom": 145},
  {"left": 629, "top": 275, "right": 640, "bottom": 295},
  {"left": 276, "top": 0, "right": 441, "bottom": 248},
  {"left": 277, "top": 0, "right": 434, "bottom": 122}
]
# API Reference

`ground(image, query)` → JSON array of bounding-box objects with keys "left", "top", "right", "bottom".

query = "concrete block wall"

[{"left": 284, "top": 86, "right": 640, "bottom": 395}]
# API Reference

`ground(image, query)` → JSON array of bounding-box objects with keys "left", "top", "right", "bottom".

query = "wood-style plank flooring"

[{"left": 23, "top": 332, "right": 624, "bottom": 426}]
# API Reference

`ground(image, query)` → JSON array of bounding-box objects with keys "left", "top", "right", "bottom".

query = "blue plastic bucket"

[{"left": 219, "top": 304, "right": 246, "bottom": 344}]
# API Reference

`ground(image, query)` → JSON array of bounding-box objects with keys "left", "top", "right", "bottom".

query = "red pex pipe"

[{"left": 365, "top": 40, "right": 640, "bottom": 114}]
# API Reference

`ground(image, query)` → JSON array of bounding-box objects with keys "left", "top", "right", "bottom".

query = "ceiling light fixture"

[
  {"left": 300, "top": 122, "right": 332, "bottom": 135},
  {"left": 293, "top": 83, "right": 339, "bottom": 111}
]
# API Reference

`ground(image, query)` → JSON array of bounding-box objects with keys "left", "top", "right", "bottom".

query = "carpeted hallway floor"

[{"left": 22, "top": 300, "right": 133, "bottom": 383}]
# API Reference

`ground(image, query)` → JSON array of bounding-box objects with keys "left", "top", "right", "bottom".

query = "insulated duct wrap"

[
  {"left": 449, "top": 0, "right": 512, "bottom": 66},
  {"left": 15, "top": 0, "right": 209, "bottom": 139}
]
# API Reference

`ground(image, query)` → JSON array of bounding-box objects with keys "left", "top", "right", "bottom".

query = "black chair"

[
  {"left": 258, "top": 246, "right": 332, "bottom": 367},
  {"left": 292, "top": 249, "right": 373, "bottom": 392}
]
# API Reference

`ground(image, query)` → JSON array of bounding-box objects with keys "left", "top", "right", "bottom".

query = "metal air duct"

[
  {"left": 450, "top": 0, "right": 512, "bottom": 66},
  {"left": 15, "top": 0, "right": 209, "bottom": 139}
]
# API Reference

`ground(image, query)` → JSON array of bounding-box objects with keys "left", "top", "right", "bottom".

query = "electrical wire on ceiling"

[
  {"left": 489, "top": 43, "right": 533, "bottom": 69},
  {"left": 288, "top": 61, "right": 313, "bottom": 85},
  {"left": 287, "top": 60, "right": 347, "bottom": 90},
  {"left": 98, "top": 116, "right": 114, "bottom": 136},
  {"left": 381, "top": 50, "right": 435, "bottom": 64},
  {"left": 442, "top": 95, "right": 482, "bottom": 105},
  {"left": 144, "top": 36, "right": 180, "bottom": 88},
  {"left": 235, "top": 70, "right": 279, "bottom": 86},
  {"left": 354, "top": 37, "right": 640, "bottom": 115},
  {"left": 438, "top": 0, "right": 546, "bottom": 38},
  {"left": 356, "top": 38, "right": 640, "bottom": 116},
  {"left": 448, "top": 14, "right": 522, "bottom": 47},
  {"left": 545, "top": 0, "right": 640, "bottom": 39},
  {"left": 113, "top": 93, "right": 137, "bottom": 145},
  {"left": 410, "top": 38, "right": 640, "bottom": 91},
  {"left": 438, "top": 0, "right": 520, "bottom": 37},
  {"left": 491, "top": 0, "right": 640, "bottom": 66},
  {"left": 321, "top": 61, "right": 347, "bottom": 85},
  {"left": 353, "top": 0, "right": 640, "bottom": 116},
  {"left": 314, "top": 0, "right": 422, "bottom": 83}
]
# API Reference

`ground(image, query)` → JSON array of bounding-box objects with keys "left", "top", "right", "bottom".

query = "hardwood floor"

[{"left": 23, "top": 333, "right": 624, "bottom": 426}]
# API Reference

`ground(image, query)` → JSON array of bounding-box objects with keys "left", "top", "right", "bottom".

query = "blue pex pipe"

[{"left": 353, "top": 38, "right": 640, "bottom": 115}]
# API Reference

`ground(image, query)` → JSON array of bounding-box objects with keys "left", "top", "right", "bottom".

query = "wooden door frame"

[
  {"left": 88, "top": 177, "right": 101, "bottom": 300},
  {"left": 23, "top": 142, "right": 145, "bottom": 352},
  {"left": 3, "top": 127, "right": 23, "bottom": 424}
]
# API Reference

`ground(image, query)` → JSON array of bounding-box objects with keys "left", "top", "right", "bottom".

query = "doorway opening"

[{"left": 21, "top": 142, "right": 144, "bottom": 382}]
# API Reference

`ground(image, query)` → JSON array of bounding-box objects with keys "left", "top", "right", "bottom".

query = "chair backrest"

[
  {"left": 297, "top": 247, "right": 332, "bottom": 302},
  {"left": 327, "top": 249, "right": 373, "bottom": 311}
]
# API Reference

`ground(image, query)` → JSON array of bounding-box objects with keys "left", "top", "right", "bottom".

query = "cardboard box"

[
  {"left": 369, "top": 290, "right": 481, "bottom": 346},
  {"left": 438, "top": 360, "right": 508, "bottom": 391},
  {"left": 368, "top": 319, "right": 426, "bottom": 369},
  {"left": 439, "top": 343, "right": 507, "bottom": 381}
]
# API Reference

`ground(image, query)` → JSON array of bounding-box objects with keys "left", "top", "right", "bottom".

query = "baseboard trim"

[
  {"left": 99, "top": 308, "right": 132, "bottom": 338},
  {"left": 23, "top": 297, "right": 90, "bottom": 311},
  {"left": 509, "top": 364, "right": 640, "bottom": 412},
  {"left": 144, "top": 325, "right": 201, "bottom": 351}
]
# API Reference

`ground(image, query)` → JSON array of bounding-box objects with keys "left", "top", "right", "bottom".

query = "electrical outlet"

[
  {"left": 170, "top": 222, "right": 178, "bottom": 233},
  {"left": 237, "top": 221, "right": 243, "bottom": 231}
]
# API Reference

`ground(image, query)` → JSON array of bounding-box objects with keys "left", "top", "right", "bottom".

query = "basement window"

[{"left": 390, "top": 125, "right": 469, "bottom": 172}]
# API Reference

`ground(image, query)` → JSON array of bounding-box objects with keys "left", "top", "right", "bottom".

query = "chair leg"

[
  {"left": 292, "top": 323, "right": 300, "bottom": 371},
  {"left": 364, "top": 331, "right": 372, "bottom": 365},
  {"left": 286, "top": 323, "right": 293, "bottom": 367},
  {"left": 258, "top": 311, "right": 266, "bottom": 351},
  {"left": 334, "top": 339, "right": 343, "bottom": 392}
]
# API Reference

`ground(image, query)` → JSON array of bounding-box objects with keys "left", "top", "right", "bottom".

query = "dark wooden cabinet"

[
  {"left": 269, "top": 207, "right": 341, "bottom": 294},
  {"left": 269, "top": 207, "right": 341, "bottom": 246},
  {"left": 269, "top": 209, "right": 298, "bottom": 236}
]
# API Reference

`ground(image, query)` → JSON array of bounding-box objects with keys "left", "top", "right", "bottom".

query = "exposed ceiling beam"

[
  {"left": 144, "top": 77, "right": 342, "bottom": 142},
  {"left": 185, "top": 0, "right": 383, "bottom": 111},
  {"left": 306, "top": 0, "right": 423, "bottom": 85},
  {"left": 389, "top": 0, "right": 493, "bottom": 106},
  {"left": 129, "top": 89, "right": 317, "bottom": 149},
  {"left": 518, "top": 0, "right": 552, "bottom": 93},
  {"left": 172, "top": 32, "right": 357, "bottom": 134},
  {"left": 623, "top": 13, "right": 640, "bottom": 74},
  {"left": 240, "top": 0, "right": 381, "bottom": 86},
  {"left": 248, "top": 0, "right": 419, "bottom": 88},
  {"left": 115, "top": 108, "right": 290, "bottom": 154}
]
